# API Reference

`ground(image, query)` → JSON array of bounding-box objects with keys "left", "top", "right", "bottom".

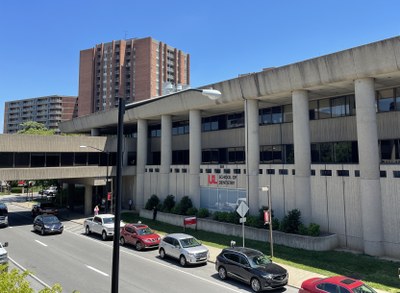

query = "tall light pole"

[{"left": 80, "top": 145, "right": 110, "bottom": 212}]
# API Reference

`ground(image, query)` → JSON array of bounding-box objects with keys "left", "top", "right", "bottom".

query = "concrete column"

[
  {"left": 160, "top": 115, "right": 172, "bottom": 198},
  {"left": 84, "top": 184, "right": 92, "bottom": 216},
  {"left": 189, "top": 110, "right": 201, "bottom": 208},
  {"left": 292, "top": 90, "right": 312, "bottom": 225},
  {"left": 136, "top": 119, "right": 147, "bottom": 210},
  {"left": 355, "top": 77, "right": 384, "bottom": 256},
  {"left": 246, "top": 99, "right": 260, "bottom": 215}
]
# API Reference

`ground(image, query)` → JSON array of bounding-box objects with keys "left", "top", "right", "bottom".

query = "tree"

[
  {"left": 17, "top": 121, "right": 55, "bottom": 135},
  {"left": 0, "top": 265, "right": 64, "bottom": 292}
]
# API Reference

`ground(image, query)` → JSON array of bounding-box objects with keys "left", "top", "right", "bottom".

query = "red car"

[
  {"left": 299, "top": 276, "right": 377, "bottom": 293},
  {"left": 119, "top": 223, "right": 161, "bottom": 251}
]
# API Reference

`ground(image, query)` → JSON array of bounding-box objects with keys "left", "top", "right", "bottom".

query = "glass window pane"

[
  {"left": 61, "top": 153, "right": 74, "bottom": 166},
  {"left": 331, "top": 96, "right": 347, "bottom": 117},
  {"left": 320, "top": 143, "right": 333, "bottom": 163},
  {"left": 377, "top": 89, "right": 394, "bottom": 112},
  {"left": 309, "top": 100, "right": 318, "bottom": 120},
  {"left": 15, "top": 152, "right": 30, "bottom": 167},
  {"left": 271, "top": 106, "right": 282, "bottom": 123},
  {"left": 31, "top": 153, "right": 45, "bottom": 167},
  {"left": 0, "top": 152, "right": 13, "bottom": 167},
  {"left": 283, "top": 104, "right": 293, "bottom": 122},
  {"left": 318, "top": 99, "right": 331, "bottom": 119},
  {"left": 46, "top": 153, "right": 60, "bottom": 167}
]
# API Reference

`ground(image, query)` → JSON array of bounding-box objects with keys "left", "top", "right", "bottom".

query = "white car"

[
  {"left": 159, "top": 233, "right": 209, "bottom": 266},
  {"left": 0, "top": 241, "right": 8, "bottom": 268},
  {"left": 84, "top": 214, "right": 125, "bottom": 240}
]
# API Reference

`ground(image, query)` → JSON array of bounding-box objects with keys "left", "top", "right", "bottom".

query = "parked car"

[
  {"left": 43, "top": 186, "right": 58, "bottom": 200},
  {"left": 120, "top": 223, "right": 161, "bottom": 250},
  {"left": 298, "top": 276, "right": 377, "bottom": 293},
  {"left": 159, "top": 233, "right": 209, "bottom": 266},
  {"left": 33, "top": 214, "right": 63, "bottom": 235},
  {"left": 84, "top": 214, "right": 125, "bottom": 241},
  {"left": 215, "top": 247, "right": 288, "bottom": 292},
  {"left": 0, "top": 241, "right": 8, "bottom": 268},
  {"left": 0, "top": 203, "right": 8, "bottom": 227},
  {"left": 31, "top": 202, "right": 58, "bottom": 217}
]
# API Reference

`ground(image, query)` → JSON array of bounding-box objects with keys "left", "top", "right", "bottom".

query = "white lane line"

[
  {"left": 86, "top": 265, "right": 109, "bottom": 277},
  {"left": 9, "top": 256, "right": 52, "bottom": 289},
  {"left": 35, "top": 240, "right": 48, "bottom": 247}
]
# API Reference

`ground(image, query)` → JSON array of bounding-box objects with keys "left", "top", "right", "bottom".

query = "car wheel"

[
  {"left": 85, "top": 226, "right": 90, "bottom": 235},
  {"left": 102, "top": 231, "right": 107, "bottom": 241},
  {"left": 41, "top": 228, "right": 45, "bottom": 236},
  {"left": 119, "top": 237, "right": 125, "bottom": 246},
  {"left": 135, "top": 241, "right": 143, "bottom": 251},
  {"left": 250, "top": 278, "right": 261, "bottom": 292},
  {"left": 159, "top": 248, "right": 166, "bottom": 259},
  {"left": 179, "top": 255, "right": 187, "bottom": 267},
  {"left": 218, "top": 266, "right": 227, "bottom": 280}
]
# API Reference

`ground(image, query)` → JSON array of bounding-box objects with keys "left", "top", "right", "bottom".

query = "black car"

[
  {"left": 31, "top": 202, "right": 58, "bottom": 217},
  {"left": 215, "top": 247, "right": 288, "bottom": 292},
  {"left": 33, "top": 214, "right": 63, "bottom": 235},
  {"left": 0, "top": 203, "right": 8, "bottom": 227}
]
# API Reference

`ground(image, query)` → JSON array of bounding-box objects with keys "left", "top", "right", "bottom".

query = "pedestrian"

[
  {"left": 153, "top": 205, "right": 158, "bottom": 221},
  {"left": 128, "top": 199, "right": 132, "bottom": 210},
  {"left": 94, "top": 205, "right": 99, "bottom": 216}
]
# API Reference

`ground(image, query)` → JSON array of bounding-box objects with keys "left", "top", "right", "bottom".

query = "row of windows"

[
  {"left": 145, "top": 167, "right": 400, "bottom": 178},
  {"left": 147, "top": 87, "right": 400, "bottom": 137}
]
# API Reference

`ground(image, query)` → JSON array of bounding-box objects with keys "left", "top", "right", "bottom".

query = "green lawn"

[{"left": 121, "top": 212, "right": 400, "bottom": 292}]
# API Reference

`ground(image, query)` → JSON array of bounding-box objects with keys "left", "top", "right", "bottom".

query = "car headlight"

[
  {"left": 187, "top": 253, "right": 195, "bottom": 257},
  {"left": 44, "top": 225, "right": 50, "bottom": 229},
  {"left": 262, "top": 273, "right": 273, "bottom": 279}
]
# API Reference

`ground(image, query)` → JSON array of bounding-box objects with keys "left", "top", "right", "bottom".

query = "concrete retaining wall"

[{"left": 140, "top": 209, "right": 338, "bottom": 251}]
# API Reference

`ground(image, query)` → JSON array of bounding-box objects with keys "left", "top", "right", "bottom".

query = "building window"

[{"left": 377, "top": 88, "right": 394, "bottom": 112}]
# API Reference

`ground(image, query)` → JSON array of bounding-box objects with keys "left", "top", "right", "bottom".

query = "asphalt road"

[{"left": 0, "top": 203, "right": 298, "bottom": 293}]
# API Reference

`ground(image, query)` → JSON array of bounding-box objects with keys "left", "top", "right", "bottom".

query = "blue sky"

[{"left": 1, "top": 0, "right": 399, "bottom": 132}]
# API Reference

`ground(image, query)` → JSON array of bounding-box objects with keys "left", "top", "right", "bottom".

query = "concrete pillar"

[
  {"left": 160, "top": 115, "right": 172, "bottom": 199},
  {"left": 355, "top": 77, "right": 384, "bottom": 256},
  {"left": 136, "top": 119, "right": 147, "bottom": 210},
  {"left": 84, "top": 184, "right": 92, "bottom": 216},
  {"left": 245, "top": 99, "right": 260, "bottom": 215},
  {"left": 189, "top": 110, "right": 201, "bottom": 208},
  {"left": 90, "top": 129, "right": 100, "bottom": 136},
  {"left": 292, "top": 90, "right": 312, "bottom": 225}
]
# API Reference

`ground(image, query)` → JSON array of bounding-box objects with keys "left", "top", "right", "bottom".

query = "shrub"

[
  {"left": 162, "top": 195, "right": 175, "bottom": 212},
  {"left": 280, "top": 209, "right": 302, "bottom": 234},
  {"left": 179, "top": 196, "right": 193, "bottom": 215},
  {"left": 307, "top": 223, "right": 321, "bottom": 236},
  {"left": 245, "top": 215, "right": 263, "bottom": 228},
  {"left": 186, "top": 207, "right": 198, "bottom": 216},
  {"left": 272, "top": 217, "right": 280, "bottom": 230},
  {"left": 197, "top": 208, "right": 210, "bottom": 218},
  {"left": 298, "top": 224, "right": 308, "bottom": 235},
  {"left": 171, "top": 203, "right": 181, "bottom": 214},
  {"left": 10, "top": 187, "right": 23, "bottom": 193},
  {"left": 145, "top": 194, "right": 160, "bottom": 210}
]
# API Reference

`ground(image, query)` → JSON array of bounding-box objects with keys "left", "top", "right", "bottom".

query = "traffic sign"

[
  {"left": 239, "top": 217, "right": 246, "bottom": 223},
  {"left": 236, "top": 201, "right": 249, "bottom": 218}
]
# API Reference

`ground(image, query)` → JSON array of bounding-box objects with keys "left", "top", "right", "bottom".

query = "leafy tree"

[
  {"left": 0, "top": 264, "right": 63, "bottom": 292},
  {"left": 17, "top": 121, "right": 55, "bottom": 135},
  {"left": 145, "top": 194, "right": 160, "bottom": 210}
]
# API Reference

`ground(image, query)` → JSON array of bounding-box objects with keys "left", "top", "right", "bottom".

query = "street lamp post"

[{"left": 80, "top": 145, "right": 110, "bottom": 212}]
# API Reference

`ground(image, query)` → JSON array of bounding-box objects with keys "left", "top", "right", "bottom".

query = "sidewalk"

[{"left": 10, "top": 197, "right": 388, "bottom": 292}]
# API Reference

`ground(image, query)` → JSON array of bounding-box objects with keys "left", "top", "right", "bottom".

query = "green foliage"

[
  {"left": 186, "top": 207, "right": 198, "bottom": 216},
  {"left": 178, "top": 196, "right": 193, "bottom": 215},
  {"left": 145, "top": 194, "right": 160, "bottom": 210},
  {"left": 171, "top": 203, "right": 181, "bottom": 214},
  {"left": 280, "top": 209, "right": 302, "bottom": 234},
  {"left": 10, "top": 187, "right": 23, "bottom": 193},
  {"left": 307, "top": 223, "right": 321, "bottom": 236},
  {"left": 245, "top": 215, "right": 263, "bottom": 228},
  {"left": 197, "top": 208, "right": 210, "bottom": 218},
  {"left": 17, "top": 121, "right": 55, "bottom": 135},
  {"left": 0, "top": 264, "right": 63, "bottom": 292},
  {"left": 162, "top": 195, "right": 175, "bottom": 212},
  {"left": 272, "top": 217, "right": 280, "bottom": 230}
]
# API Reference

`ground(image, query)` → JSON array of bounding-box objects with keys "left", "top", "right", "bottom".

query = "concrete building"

[
  {"left": 2, "top": 36, "right": 400, "bottom": 260},
  {"left": 77, "top": 37, "right": 190, "bottom": 117},
  {"left": 3, "top": 95, "right": 77, "bottom": 134}
]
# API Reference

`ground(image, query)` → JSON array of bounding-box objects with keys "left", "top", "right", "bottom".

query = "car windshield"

[
  {"left": 137, "top": 227, "right": 152, "bottom": 235},
  {"left": 103, "top": 217, "right": 115, "bottom": 224},
  {"left": 248, "top": 253, "right": 272, "bottom": 267},
  {"left": 180, "top": 237, "right": 201, "bottom": 248},
  {"left": 352, "top": 284, "right": 377, "bottom": 293},
  {"left": 42, "top": 216, "right": 59, "bottom": 223}
]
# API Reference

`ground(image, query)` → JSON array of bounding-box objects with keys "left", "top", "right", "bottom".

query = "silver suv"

[
  {"left": 159, "top": 233, "right": 209, "bottom": 266},
  {"left": 0, "top": 241, "right": 8, "bottom": 268}
]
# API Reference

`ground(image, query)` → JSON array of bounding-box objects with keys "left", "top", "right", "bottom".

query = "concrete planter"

[{"left": 140, "top": 209, "right": 338, "bottom": 251}]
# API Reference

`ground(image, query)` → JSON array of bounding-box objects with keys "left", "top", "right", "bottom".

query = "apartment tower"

[
  {"left": 77, "top": 37, "right": 190, "bottom": 117},
  {"left": 3, "top": 95, "right": 77, "bottom": 134}
]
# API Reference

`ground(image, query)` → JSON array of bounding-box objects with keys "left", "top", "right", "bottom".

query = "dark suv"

[
  {"left": 0, "top": 203, "right": 8, "bottom": 227},
  {"left": 215, "top": 247, "right": 288, "bottom": 292},
  {"left": 31, "top": 202, "right": 58, "bottom": 217}
]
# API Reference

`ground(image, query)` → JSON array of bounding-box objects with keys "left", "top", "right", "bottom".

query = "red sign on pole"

[
  {"left": 107, "top": 192, "right": 112, "bottom": 201},
  {"left": 184, "top": 217, "right": 197, "bottom": 226},
  {"left": 264, "top": 210, "right": 270, "bottom": 224}
]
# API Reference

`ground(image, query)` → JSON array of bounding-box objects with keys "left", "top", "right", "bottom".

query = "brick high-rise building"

[
  {"left": 77, "top": 37, "right": 190, "bottom": 117},
  {"left": 4, "top": 95, "right": 77, "bottom": 134}
]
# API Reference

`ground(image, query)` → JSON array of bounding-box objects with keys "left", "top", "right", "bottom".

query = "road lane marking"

[
  {"left": 86, "top": 265, "right": 109, "bottom": 277},
  {"left": 35, "top": 240, "right": 48, "bottom": 247},
  {"left": 9, "top": 256, "right": 52, "bottom": 289}
]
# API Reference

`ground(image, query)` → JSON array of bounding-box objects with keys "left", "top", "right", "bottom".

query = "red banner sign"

[
  {"left": 264, "top": 210, "right": 270, "bottom": 224},
  {"left": 184, "top": 217, "right": 197, "bottom": 226}
]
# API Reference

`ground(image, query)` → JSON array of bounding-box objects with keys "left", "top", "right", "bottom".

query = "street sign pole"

[{"left": 236, "top": 201, "right": 249, "bottom": 248}]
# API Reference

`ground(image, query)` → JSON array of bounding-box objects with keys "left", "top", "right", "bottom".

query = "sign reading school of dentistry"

[{"left": 57, "top": 36, "right": 400, "bottom": 260}]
